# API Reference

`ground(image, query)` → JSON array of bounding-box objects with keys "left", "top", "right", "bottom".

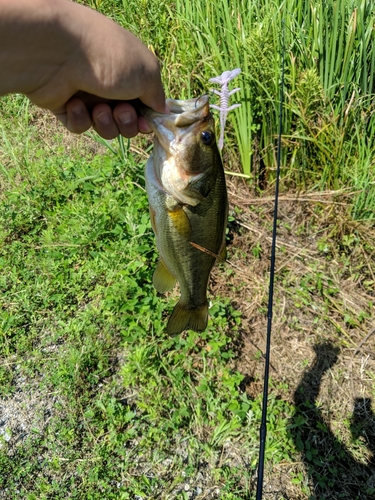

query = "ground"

[
  {"left": 220, "top": 176, "right": 375, "bottom": 499},
  {"left": 0, "top": 107, "right": 374, "bottom": 499}
]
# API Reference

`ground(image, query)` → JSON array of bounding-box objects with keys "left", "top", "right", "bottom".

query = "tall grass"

[
  {"left": 80, "top": 0, "right": 375, "bottom": 219},
  {"left": 173, "top": 0, "right": 255, "bottom": 177},
  {"left": 170, "top": 0, "right": 375, "bottom": 214}
]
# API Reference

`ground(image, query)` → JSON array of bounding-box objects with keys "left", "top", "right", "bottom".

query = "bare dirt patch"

[
  {"left": 28, "top": 106, "right": 105, "bottom": 156},
  {"left": 0, "top": 365, "right": 58, "bottom": 454}
]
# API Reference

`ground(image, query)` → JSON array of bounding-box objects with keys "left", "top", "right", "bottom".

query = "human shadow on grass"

[{"left": 288, "top": 342, "right": 375, "bottom": 500}]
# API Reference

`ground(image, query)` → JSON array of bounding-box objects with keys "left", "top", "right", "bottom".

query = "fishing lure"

[{"left": 209, "top": 68, "right": 241, "bottom": 150}]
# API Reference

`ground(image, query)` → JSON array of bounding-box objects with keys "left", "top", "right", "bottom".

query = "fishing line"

[{"left": 255, "top": 19, "right": 285, "bottom": 500}]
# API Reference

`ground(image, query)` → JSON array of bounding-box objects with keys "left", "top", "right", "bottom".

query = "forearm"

[
  {"left": 0, "top": 0, "right": 165, "bottom": 138},
  {"left": 0, "top": 0, "right": 81, "bottom": 99}
]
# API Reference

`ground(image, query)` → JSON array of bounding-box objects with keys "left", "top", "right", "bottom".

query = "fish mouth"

[
  {"left": 164, "top": 95, "right": 210, "bottom": 126},
  {"left": 140, "top": 95, "right": 211, "bottom": 148}
]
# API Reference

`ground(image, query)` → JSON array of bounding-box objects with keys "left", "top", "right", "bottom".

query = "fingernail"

[
  {"left": 96, "top": 112, "right": 111, "bottom": 125},
  {"left": 71, "top": 102, "right": 83, "bottom": 116},
  {"left": 118, "top": 111, "right": 132, "bottom": 125},
  {"left": 138, "top": 116, "right": 152, "bottom": 134}
]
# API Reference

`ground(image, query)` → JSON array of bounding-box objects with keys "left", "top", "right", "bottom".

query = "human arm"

[{"left": 0, "top": 0, "right": 166, "bottom": 138}]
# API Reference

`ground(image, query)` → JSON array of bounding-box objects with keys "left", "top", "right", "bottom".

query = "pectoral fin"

[
  {"left": 167, "top": 206, "right": 191, "bottom": 239},
  {"left": 153, "top": 259, "right": 176, "bottom": 293}
]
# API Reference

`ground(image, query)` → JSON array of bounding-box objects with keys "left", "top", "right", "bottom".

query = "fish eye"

[{"left": 201, "top": 130, "right": 215, "bottom": 146}]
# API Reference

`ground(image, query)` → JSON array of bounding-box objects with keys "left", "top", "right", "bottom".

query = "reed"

[{"left": 171, "top": 0, "right": 375, "bottom": 218}]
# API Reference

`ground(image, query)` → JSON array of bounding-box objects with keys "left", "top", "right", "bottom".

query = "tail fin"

[{"left": 167, "top": 301, "right": 208, "bottom": 336}]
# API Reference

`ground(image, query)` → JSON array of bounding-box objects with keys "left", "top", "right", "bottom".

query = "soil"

[{"left": 214, "top": 176, "right": 375, "bottom": 499}]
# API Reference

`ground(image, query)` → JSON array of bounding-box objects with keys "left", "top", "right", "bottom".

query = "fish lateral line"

[{"left": 188, "top": 241, "right": 226, "bottom": 262}]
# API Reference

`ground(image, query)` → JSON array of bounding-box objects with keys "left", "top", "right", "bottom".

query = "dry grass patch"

[{"left": 213, "top": 179, "right": 375, "bottom": 498}]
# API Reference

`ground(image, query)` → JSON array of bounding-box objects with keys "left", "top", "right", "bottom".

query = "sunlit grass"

[{"left": 0, "top": 94, "right": 276, "bottom": 498}]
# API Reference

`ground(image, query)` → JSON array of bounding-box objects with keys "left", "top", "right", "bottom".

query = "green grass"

[
  {"left": 1, "top": 95, "right": 373, "bottom": 498},
  {"left": 0, "top": 95, "right": 297, "bottom": 498},
  {"left": 1, "top": 1, "right": 375, "bottom": 498}
]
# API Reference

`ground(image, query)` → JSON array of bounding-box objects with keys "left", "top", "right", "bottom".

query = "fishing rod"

[{"left": 255, "top": 19, "right": 285, "bottom": 500}]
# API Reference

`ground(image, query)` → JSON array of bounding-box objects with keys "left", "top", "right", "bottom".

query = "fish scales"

[{"left": 141, "top": 96, "right": 228, "bottom": 335}]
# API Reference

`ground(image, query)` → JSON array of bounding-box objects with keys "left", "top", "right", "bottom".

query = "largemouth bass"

[{"left": 141, "top": 95, "right": 228, "bottom": 335}]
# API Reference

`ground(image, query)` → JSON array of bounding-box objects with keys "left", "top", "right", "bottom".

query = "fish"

[{"left": 140, "top": 95, "right": 228, "bottom": 335}]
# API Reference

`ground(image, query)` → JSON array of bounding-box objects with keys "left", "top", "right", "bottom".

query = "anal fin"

[{"left": 153, "top": 259, "right": 176, "bottom": 293}]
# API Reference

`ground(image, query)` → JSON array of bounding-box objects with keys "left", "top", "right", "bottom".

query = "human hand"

[{"left": 0, "top": 0, "right": 166, "bottom": 139}]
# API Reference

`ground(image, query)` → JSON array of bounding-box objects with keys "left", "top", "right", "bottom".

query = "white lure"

[{"left": 209, "top": 68, "right": 242, "bottom": 150}]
